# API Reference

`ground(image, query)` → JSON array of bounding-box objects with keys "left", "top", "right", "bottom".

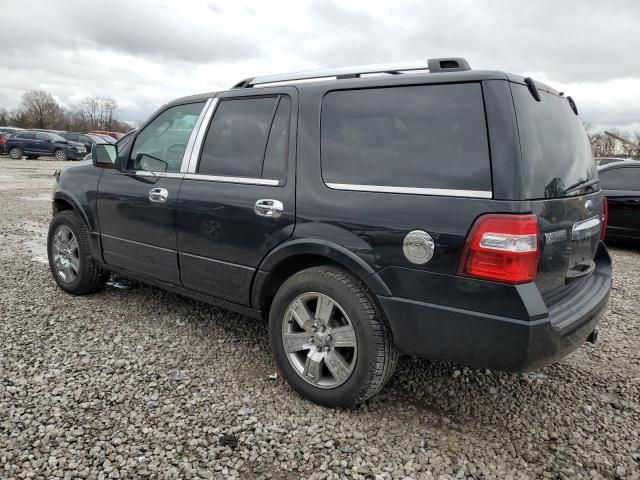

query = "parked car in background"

[
  {"left": 59, "top": 132, "right": 107, "bottom": 154},
  {"left": 595, "top": 156, "right": 635, "bottom": 167},
  {"left": 48, "top": 58, "right": 610, "bottom": 407},
  {"left": 0, "top": 128, "right": 24, "bottom": 154},
  {"left": 89, "top": 130, "right": 123, "bottom": 140},
  {"left": 82, "top": 130, "right": 136, "bottom": 161},
  {"left": 598, "top": 161, "right": 640, "bottom": 242},
  {"left": 6, "top": 131, "right": 86, "bottom": 160},
  {"left": 0, "top": 133, "right": 9, "bottom": 155},
  {"left": 0, "top": 126, "right": 23, "bottom": 134},
  {"left": 93, "top": 134, "right": 117, "bottom": 144}
]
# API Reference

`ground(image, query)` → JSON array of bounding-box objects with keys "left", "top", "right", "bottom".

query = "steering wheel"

[{"left": 163, "top": 143, "right": 186, "bottom": 161}]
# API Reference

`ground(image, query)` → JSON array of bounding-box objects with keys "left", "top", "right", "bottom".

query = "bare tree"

[
  {"left": 72, "top": 96, "right": 120, "bottom": 130},
  {"left": 0, "top": 105, "right": 9, "bottom": 126},
  {"left": 18, "top": 90, "right": 63, "bottom": 129}
]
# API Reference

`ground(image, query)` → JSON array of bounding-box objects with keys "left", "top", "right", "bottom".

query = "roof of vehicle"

[
  {"left": 165, "top": 58, "right": 560, "bottom": 107},
  {"left": 598, "top": 160, "right": 640, "bottom": 171}
]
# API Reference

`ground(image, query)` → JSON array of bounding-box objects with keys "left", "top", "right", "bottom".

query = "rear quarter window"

[{"left": 320, "top": 83, "right": 492, "bottom": 195}]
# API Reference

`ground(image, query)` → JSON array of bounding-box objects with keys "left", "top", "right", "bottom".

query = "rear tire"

[
  {"left": 54, "top": 148, "right": 67, "bottom": 161},
  {"left": 8, "top": 147, "right": 22, "bottom": 159},
  {"left": 269, "top": 265, "right": 398, "bottom": 408},
  {"left": 47, "top": 210, "right": 109, "bottom": 295}
]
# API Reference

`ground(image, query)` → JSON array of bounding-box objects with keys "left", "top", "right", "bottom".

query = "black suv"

[{"left": 47, "top": 58, "right": 611, "bottom": 407}]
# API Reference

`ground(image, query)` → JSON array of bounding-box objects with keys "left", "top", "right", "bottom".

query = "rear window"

[
  {"left": 512, "top": 84, "right": 596, "bottom": 199},
  {"left": 320, "top": 83, "right": 492, "bottom": 195},
  {"left": 599, "top": 166, "right": 640, "bottom": 190}
]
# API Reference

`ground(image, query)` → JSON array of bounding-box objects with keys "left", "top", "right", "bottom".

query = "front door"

[
  {"left": 97, "top": 100, "right": 207, "bottom": 283},
  {"left": 176, "top": 88, "right": 297, "bottom": 305}
]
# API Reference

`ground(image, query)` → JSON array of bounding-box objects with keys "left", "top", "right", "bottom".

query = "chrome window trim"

[
  {"left": 180, "top": 98, "right": 213, "bottom": 173},
  {"left": 186, "top": 98, "right": 219, "bottom": 173},
  {"left": 183, "top": 173, "right": 279, "bottom": 186},
  {"left": 325, "top": 183, "right": 493, "bottom": 199},
  {"left": 134, "top": 171, "right": 184, "bottom": 179}
]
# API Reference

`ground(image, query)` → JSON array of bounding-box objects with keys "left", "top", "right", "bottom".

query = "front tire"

[
  {"left": 8, "top": 147, "right": 22, "bottom": 159},
  {"left": 54, "top": 148, "right": 67, "bottom": 161},
  {"left": 47, "top": 210, "right": 109, "bottom": 295},
  {"left": 269, "top": 265, "right": 398, "bottom": 408}
]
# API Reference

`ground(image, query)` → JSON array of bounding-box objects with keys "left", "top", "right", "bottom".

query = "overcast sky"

[{"left": 1, "top": 0, "right": 639, "bottom": 133}]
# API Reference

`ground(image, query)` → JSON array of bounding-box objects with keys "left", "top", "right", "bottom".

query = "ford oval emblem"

[{"left": 585, "top": 200, "right": 593, "bottom": 213}]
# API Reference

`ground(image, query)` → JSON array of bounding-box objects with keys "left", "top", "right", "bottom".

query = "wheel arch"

[
  {"left": 53, "top": 190, "right": 92, "bottom": 230},
  {"left": 251, "top": 239, "right": 391, "bottom": 316}
]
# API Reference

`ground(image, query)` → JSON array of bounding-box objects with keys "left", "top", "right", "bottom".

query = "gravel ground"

[{"left": 1, "top": 157, "right": 639, "bottom": 480}]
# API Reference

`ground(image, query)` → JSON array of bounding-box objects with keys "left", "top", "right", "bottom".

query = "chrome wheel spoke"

[
  {"left": 68, "top": 236, "right": 78, "bottom": 253},
  {"left": 324, "top": 351, "right": 351, "bottom": 384},
  {"left": 315, "top": 294, "right": 334, "bottom": 324},
  {"left": 303, "top": 350, "right": 324, "bottom": 384},
  {"left": 69, "top": 255, "right": 80, "bottom": 273},
  {"left": 51, "top": 225, "right": 79, "bottom": 283},
  {"left": 282, "top": 291, "right": 358, "bottom": 389},
  {"left": 283, "top": 332, "right": 312, "bottom": 353},
  {"left": 289, "top": 298, "right": 314, "bottom": 331},
  {"left": 330, "top": 326, "right": 356, "bottom": 348}
]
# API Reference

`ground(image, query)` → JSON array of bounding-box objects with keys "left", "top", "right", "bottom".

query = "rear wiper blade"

[{"left": 563, "top": 178, "right": 600, "bottom": 195}]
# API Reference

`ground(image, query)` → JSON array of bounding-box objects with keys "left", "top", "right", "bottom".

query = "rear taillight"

[
  {"left": 601, "top": 197, "right": 608, "bottom": 241},
  {"left": 457, "top": 214, "right": 539, "bottom": 284},
  {"left": 0, "top": 137, "right": 5, "bottom": 145}
]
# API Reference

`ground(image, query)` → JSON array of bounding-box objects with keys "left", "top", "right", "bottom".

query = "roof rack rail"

[{"left": 232, "top": 57, "right": 471, "bottom": 88}]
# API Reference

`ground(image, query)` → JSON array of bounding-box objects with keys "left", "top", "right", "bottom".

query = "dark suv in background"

[
  {"left": 7, "top": 131, "right": 86, "bottom": 160},
  {"left": 47, "top": 58, "right": 611, "bottom": 407},
  {"left": 59, "top": 132, "right": 107, "bottom": 155}
]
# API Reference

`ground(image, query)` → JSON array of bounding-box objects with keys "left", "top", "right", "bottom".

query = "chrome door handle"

[
  {"left": 255, "top": 199, "right": 283, "bottom": 218},
  {"left": 148, "top": 187, "right": 168, "bottom": 203}
]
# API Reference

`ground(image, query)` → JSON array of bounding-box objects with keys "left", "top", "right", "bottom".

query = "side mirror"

[{"left": 93, "top": 143, "right": 118, "bottom": 169}]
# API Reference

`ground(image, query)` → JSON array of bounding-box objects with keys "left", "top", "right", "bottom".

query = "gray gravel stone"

[{"left": 0, "top": 158, "right": 639, "bottom": 479}]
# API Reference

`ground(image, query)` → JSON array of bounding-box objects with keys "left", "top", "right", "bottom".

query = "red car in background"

[{"left": 89, "top": 130, "right": 123, "bottom": 140}]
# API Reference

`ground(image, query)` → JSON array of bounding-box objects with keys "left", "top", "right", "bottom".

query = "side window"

[
  {"left": 19, "top": 133, "right": 35, "bottom": 140},
  {"left": 263, "top": 97, "right": 291, "bottom": 180},
  {"left": 600, "top": 168, "right": 639, "bottom": 190},
  {"left": 320, "top": 83, "right": 491, "bottom": 193},
  {"left": 35, "top": 133, "right": 50, "bottom": 141},
  {"left": 130, "top": 102, "right": 205, "bottom": 173},
  {"left": 78, "top": 134, "right": 90, "bottom": 143},
  {"left": 198, "top": 96, "right": 290, "bottom": 180}
]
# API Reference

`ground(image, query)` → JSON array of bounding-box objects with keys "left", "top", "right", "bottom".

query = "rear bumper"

[{"left": 377, "top": 243, "right": 612, "bottom": 372}]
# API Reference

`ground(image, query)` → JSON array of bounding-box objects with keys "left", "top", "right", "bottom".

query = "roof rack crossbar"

[{"left": 236, "top": 57, "right": 470, "bottom": 88}]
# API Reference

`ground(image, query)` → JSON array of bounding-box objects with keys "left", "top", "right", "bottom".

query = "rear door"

[
  {"left": 16, "top": 132, "right": 35, "bottom": 153},
  {"left": 34, "top": 133, "right": 53, "bottom": 155},
  {"left": 97, "top": 101, "right": 207, "bottom": 283},
  {"left": 510, "top": 82, "right": 604, "bottom": 293},
  {"left": 600, "top": 165, "right": 640, "bottom": 239},
  {"left": 176, "top": 88, "right": 297, "bottom": 305}
]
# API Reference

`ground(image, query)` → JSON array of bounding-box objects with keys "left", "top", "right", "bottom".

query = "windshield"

[
  {"left": 87, "top": 134, "right": 106, "bottom": 143},
  {"left": 48, "top": 132, "right": 66, "bottom": 142},
  {"left": 512, "top": 84, "right": 596, "bottom": 199}
]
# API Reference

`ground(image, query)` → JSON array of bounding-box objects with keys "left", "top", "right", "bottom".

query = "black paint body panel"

[{"left": 51, "top": 69, "right": 612, "bottom": 373}]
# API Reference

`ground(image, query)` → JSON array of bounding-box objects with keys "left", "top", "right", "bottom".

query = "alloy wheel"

[
  {"left": 282, "top": 292, "right": 357, "bottom": 389},
  {"left": 9, "top": 148, "right": 21, "bottom": 159},
  {"left": 51, "top": 225, "right": 80, "bottom": 283},
  {"left": 55, "top": 149, "right": 67, "bottom": 161}
]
